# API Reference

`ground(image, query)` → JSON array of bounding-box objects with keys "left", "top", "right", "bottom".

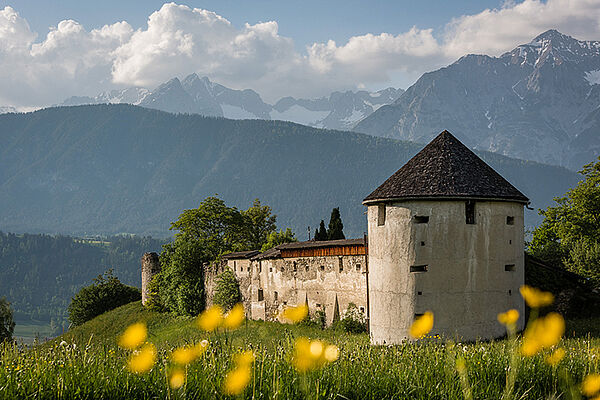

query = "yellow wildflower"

[
  {"left": 545, "top": 348, "right": 565, "bottom": 366},
  {"left": 223, "top": 303, "right": 245, "bottom": 330},
  {"left": 410, "top": 311, "right": 434, "bottom": 339},
  {"left": 324, "top": 345, "right": 339, "bottom": 362},
  {"left": 521, "top": 312, "right": 565, "bottom": 356},
  {"left": 235, "top": 350, "right": 255, "bottom": 367},
  {"left": 171, "top": 346, "right": 197, "bottom": 365},
  {"left": 520, "top": 285, "right": 554, "bottom": 308},
  {"left": 127, "top": 343, "right": 156, "bottom": 373},
  {"left": 118, "top": 322, "right": 147, "bottom": 350},
  {"left": 281, "top": 304, "right": 309, "bottom": 323},
  {"left": 497, "top": 309, "right": 519, "bottom": 326},
  {"left": 582, "top": 374, "right": 600, "bottom": 397},
  {"left": 292, "top": 337, "right": 313, "bottom": 372},
  {"left": 169, "top": 368, "right": 186, "bottom": 389},
  {"left": 223, "top": 365, "right": 251, "bottom": 396},
  {"left": 196, "top": 305, "right": 223, "bottom": 332}
]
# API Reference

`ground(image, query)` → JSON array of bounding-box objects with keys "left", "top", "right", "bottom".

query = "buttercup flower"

[
  {"left": 520, "top": 285, "right": 554, "bottom": 308},
  {"left": 292, "top": 337, "right": 338, "bottom": 372},
  {"left": 582, "top": 374, "right": 600, "bottom": 397},
  {"left": 171, "top": 345, "right": 197, "bottom": 365},
  {"left": 410, "top": 311, "right": 434, "bottom": 339},
  {"left": 196, "top": 305, "right": 223, "bottom": 332},
  {"left": 235, "top": 350, "right": 255, "bottom": 367},
  {"left": 545, "top": 348, "right": 565, "bottom": 366},
  {"left": 118, "top": 322, "right": 147, "bottom": 350},
  {"left": 281, "top": 304, "right": 308, "bottom": 323},
  {"left": 128, "top": 343, "right": 156, "bottom": 373},
  {"left": 223, "top": 303, "right": 245, "bottom": 330},
  {"left": 223, "top": 365, "right": 251, "bottom": 395},
  {"left": 324, "top": 345, "right": 339, "bottom": 362},
  {"left": 169, "top": 368, "right": 186, "bottom": 389},
  {"left": 521, "top": 312, "right": 565, "bottom": 356},
  {"left": 497, "top": 309, "right": 519, "bottom": 326}
]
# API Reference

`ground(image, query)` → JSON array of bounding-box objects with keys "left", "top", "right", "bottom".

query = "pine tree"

[
  {"left": 315, "top": 220, "right": 328, "bottom": 241},
  {"left": 327, "top": 207, "right": 345, "bottom": 240}
]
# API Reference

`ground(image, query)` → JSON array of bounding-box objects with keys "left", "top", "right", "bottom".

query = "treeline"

[{"left": 0, "top": 232, "right": 164, "bottom": 326}]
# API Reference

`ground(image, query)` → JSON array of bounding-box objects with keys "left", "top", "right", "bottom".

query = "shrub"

[
  {"left": 340, "top": 303, "right": 367, "bottom": 333},
  {"left": 0, "top": 297, "right": 15, "bottom": 342},
  {"left": 68, "top": 269, "right": 141, "bottom": 326},
  {"left": 212, "top": 268, "right": 242, "bottom": 312}
]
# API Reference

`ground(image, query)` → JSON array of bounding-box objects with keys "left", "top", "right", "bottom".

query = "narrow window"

[
  {"left": 320, "top": 265, "right": 325, "bottom": 271},
  {"left": 359, "top": 307, "right": 365, "bottom": 313},
  {"left": 466, "top": 200, "right": 476, "bottom": 224},
  {"left": 410, "top": 265, "right": 428, "bottom": 273},
  {"left": 414, "top": 216, "right": 429, "bottom": 224},
  {"left": 338, "top": 258, "right": 343, "bottom": 272},
  {"left": 356, "top": 264, "right": 361, "bottom": 272},
  {"left": 417, "top": 291, "right": 423, "bottom": 295},
  {"left": 281, "top": 266, "right": 284, "bottom": 272},
  {"left": 377, "top": 204, "right": 386, "bottom": 226},
  {"left": 420, "top": 241, "right": 425, "bottom": 246},
  {"left": 233, "top": 260, "right": 237, "bottom": 271},
  {"left": 274, "top": 291, "right": 278, "bottom": 301},
  {"left": 505, "top": 264, "right": 516, "bottom": 272},
  {"left": 509, "top": 240, "right": 512, "bottom": 245},
  {"left": 293, "top": 262, "right": 297, "bottom": 272},
  {"left": 508, "top": 290, "right": 512, "bottom": 295},
  {"left": 269, "top": 267, "right": 272, "bottom": 273},
  {"left": 259, "top": 262, "right": 262, "bottom": 273},
  {"left": 258, "top": 289, "right": 264, "bottom": 301},
  {"left": 305, "top": 265, "right": 309, "bottom": 272},
  {"left": 506, "top": 216, "right": 515, "bottom": 225}
]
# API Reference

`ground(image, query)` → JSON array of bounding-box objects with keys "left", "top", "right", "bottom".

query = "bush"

[
  {"left": 212, "top": 268, "right": 242, "bottom": 312},
  {"left": 0, "top": 297, "right": 15, "bottom": 342},
  {"left": 340, "top": 303, "right": 367, "bottom": 333},
  {"left": 68, "top": 269, "right": 141, "bottom": 326}
]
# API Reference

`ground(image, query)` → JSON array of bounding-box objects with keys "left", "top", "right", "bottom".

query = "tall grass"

[{"left": 0, "top": 302, "right": 598, "bottom": 399}]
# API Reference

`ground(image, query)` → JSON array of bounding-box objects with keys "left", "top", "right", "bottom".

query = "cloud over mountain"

[{"left": 2, "top": 1, "right": 600, "bottom": 108}]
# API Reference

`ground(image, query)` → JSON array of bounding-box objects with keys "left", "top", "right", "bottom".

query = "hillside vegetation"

[{"left": 0, "top": 104, "right": 580, "bottom": 237}]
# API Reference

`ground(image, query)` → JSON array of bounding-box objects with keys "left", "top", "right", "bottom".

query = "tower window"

[
  {"left": 356, "top": 264, "right": 361, "bottom": 271},
  {"left": 505, "top": 264, "right": 516, "bottom": 272},
  {"left": 506, "top": 216, "right": 515, "bottom": 225},
  {"left": 274, "top": 291, "right": 278, "bottom": 301},
  {"left": 414, "top": 216, "right": 429, "bottom": 224},
  {"left": 305, "top": 265, "right": 309, "bottom": 272},
  {"left": 281, "top": 266, "right": 284, "bottom": 272},
  {"left": 417, "top": 291, "right": 423, "bottom": 295},
  {"left": 339, "top": 258, "right": 343, "bottom": 272},
  {"left": 410, "top": 265, "right": 428, "bottom": 273},
  {"left": 320, "top": 265, "right": 325, "bottom": 271},
  {"left": 293, "top": 262, "right": 297, "bottom": 272},
  {"left": 377, "top": 204, "right": 386, "bottom": 226},
  {"left": 258, "top": 289, "right": 264, "bottom": 301},
  {"left": 420, "top": 241, "right": 425, "bottom": 246},
  {"left": 466, "top": 201, "right": 476, "bottom": 224}
]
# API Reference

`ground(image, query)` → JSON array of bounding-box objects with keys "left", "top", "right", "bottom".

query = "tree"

[
  {"left": 0, "top": 297, "right": 15, "bottom": 342},
  {"left": 530, "top": 159, "right": 600, "bottom": 285},
  {"left": 169, "top": 196, "right": 245, "bottom": 261},
  {"left": 261, "top": 228, "right": 297, "bottom": 251},
  {"left": 241, "top": 199, "right": 277, "bottom": 250},
  {"left": 151, "top": 239, "right": 208, "bottom": 316},
  {"left": 327, "top": 207, "right": 345, "bottom": 240},
  {"left": 68, "top": 270, "right": 141, "bottom": 326},
  {"left": 212, "top": 268, "right": 242, "bottom": 312},
  {"left": 314, "top": 220, "right": 328, "bottom": 241}
]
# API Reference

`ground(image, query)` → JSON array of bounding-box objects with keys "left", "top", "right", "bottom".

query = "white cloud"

[{"left": 1, "top": 0, "right": 600, "bottom": 108}]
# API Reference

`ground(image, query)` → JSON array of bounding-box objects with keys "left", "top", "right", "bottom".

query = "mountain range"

[
  {"left": 354, "top": 30, "right": 600, "bottom": 170},
  {"left": 0, "top": 104, "right": 579, "bottom": 238},
  {"left": 59, "top": 74, "right": 404, "bottom": 131}
]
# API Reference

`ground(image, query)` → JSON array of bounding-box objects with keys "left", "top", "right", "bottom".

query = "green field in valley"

[{"left": 1, "top": 301, "right": 599, "bottom": 399}]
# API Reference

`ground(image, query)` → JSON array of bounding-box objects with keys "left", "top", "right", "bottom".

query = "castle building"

[
  {"left": 142, "top": 130, "right": 529, "bottom": 342},
  {"left": 363, "top": 130, "right": 528, "bottom": 343}
]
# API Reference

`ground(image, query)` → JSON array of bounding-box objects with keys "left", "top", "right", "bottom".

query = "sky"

[{"left": 2, "top": 0, "right": 600, "bottom": 108}]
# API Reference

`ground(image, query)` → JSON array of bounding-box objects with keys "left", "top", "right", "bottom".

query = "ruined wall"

[
  {"left": 141, "top": 252, "right": 160, "bottom": 306},
  {"left": 203, "top": 262, "right": 226, "bottom": 308},
  {"left": 367, "top": 200, "right": 525, "bottom": 344}
]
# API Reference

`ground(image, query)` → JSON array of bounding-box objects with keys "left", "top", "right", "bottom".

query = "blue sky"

[
  {"left": 9, "top": 0, "right": 503, "bottom": 48},
  {"left": 1, "top": 0, "right": 599, "bottom": 108}
]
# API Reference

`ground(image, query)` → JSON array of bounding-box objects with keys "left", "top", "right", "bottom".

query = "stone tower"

[
  {"left": 141, "top": 252, "right": 160, "bottom": 306},
  {"left": 363, "top": 130, "right": 528, "bottom": 344}
]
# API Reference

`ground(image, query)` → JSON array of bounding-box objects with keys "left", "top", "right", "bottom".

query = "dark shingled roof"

[
  {"left": 363, "top": 130, "right": 529, "bottom": 204},
  {"left": 222, "top": 250, "right": 260, "bottom": 259},
  {"left": 277, "top": 239, "right": 365, "bottom": 250}
]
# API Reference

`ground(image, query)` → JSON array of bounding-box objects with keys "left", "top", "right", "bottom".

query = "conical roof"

[{"left": 363, "top": 130, "right": 529, "bottom": 204}]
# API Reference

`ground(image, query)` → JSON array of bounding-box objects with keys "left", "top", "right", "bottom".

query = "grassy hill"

[
  {"left": 0, "top": 104, "right": 580, "bottom": 237},
  {"left": 1, "top": 300, "right": 596, "bottom": 399}
]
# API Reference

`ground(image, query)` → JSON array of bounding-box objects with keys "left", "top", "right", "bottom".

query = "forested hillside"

[
  {"left": 0, "top": 232, "right": 164, "bottom": 327},
  {"left": 0, "top": 105, "right": 580, "bottom": 237}
]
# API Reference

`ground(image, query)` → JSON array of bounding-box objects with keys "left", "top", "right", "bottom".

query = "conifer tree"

[
  {"left": 327, "top": 207, "right": 345, "bottom": 240},
  {"left": 314, "top": 220, "right": 328, "bottom": 241}
]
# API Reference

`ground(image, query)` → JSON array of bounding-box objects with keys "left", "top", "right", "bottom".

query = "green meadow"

[{"left": 0, "top": 301, "right": 599, "bottom": 399}]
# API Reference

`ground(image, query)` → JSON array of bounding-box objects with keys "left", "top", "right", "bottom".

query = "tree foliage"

[
  {"left": 0, "top": 297, "right": 15, "bottom": 342},
  {"left": 261, "top": 228, "right": 297, "bottom": 251},
  {"left": 530, "top": 159, "right": 600, "bottom": 285},
  {"left": 314, "top": 220, "right": 328, "bottom": 241},
  {"left": 340, "top": 303, "right": 367, "bottom": 334},
  {"left": 212, "top": 268, "right": 242, "bottom": 312},
  {"left": 241, "top": 199, "right": 277, "bottom": 251},
  {"left": 328, "top": 207, "right": 345, "bottom": 240},
  {"left": 67, "top": 270, "right": 141, "bottom": 326}
]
